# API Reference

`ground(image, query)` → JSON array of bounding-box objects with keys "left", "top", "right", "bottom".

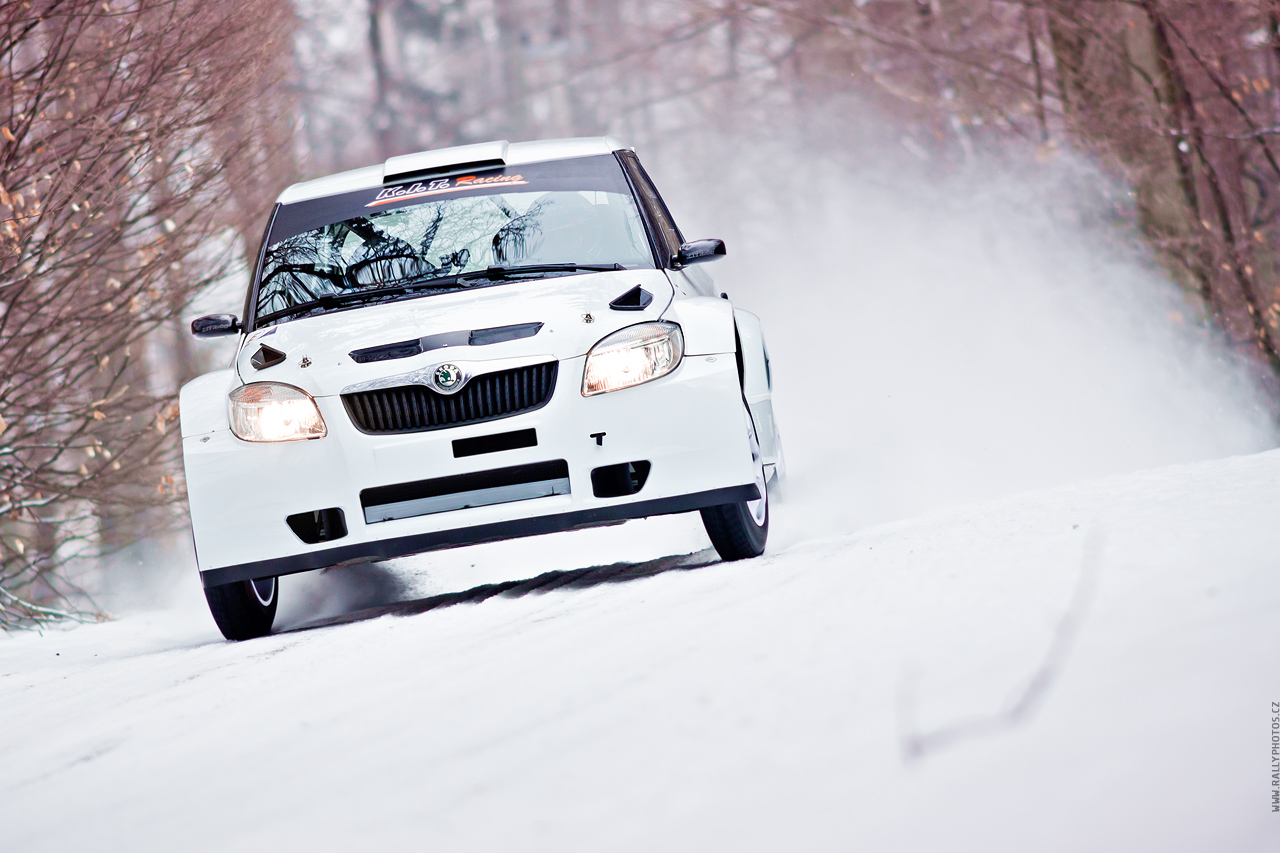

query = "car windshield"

[{"left": 254, "top": 156, "right": 654, "bottom": 327}]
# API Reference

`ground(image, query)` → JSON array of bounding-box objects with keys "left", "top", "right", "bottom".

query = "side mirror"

[
  {"left": 191, "top": 314, "right": 242, "bottom": 338},
  {"left": 674, "top": 239, "right": 726, "bottom": 267}
]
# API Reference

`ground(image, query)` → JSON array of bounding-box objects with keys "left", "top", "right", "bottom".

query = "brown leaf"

[
  {"left": 92, "top": 410, "right": 106, "bottom": 420},
  {"left": 89, "top": 384, "right": 128, "bottom": 407},
  {"left": 0, "top": 414, "right": 7, "bottom": 438},
  {"left": 155, "top": 412, "right": 166, "bottom": 435},
  {"left": 1, "top": 126, "right": 14, "bottom": 143}
]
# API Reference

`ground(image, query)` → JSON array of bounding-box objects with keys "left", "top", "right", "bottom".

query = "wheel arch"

[{"left": 731, "top": 308, "right": 780, "bottom": 467}]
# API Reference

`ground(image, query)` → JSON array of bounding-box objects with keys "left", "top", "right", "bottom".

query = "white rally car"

[{"left": 182, "top": 137, "right": 782, "bottom": 639}]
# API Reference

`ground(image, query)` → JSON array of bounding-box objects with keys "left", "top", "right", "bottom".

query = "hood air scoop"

[
  {"left": 250, "top": 344, "right": 287, "bottom": 370},
  {"left": 609, "top": 285, "right": 653, "bottom": 311},
  {"left": 350, "top": 321, "right": 543, "bottom": 365}
]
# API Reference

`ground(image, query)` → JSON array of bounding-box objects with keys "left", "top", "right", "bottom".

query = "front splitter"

[{"left": 199, "top": 484, "right": 758, "bottom": 588}]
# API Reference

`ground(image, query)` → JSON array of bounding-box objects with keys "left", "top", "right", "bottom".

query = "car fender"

[
  {"left": 664, "top": 295, "right": 735, "bottom": 355},
  {"left": 179, "top": 369, "right": 237, "bottom": 438},
  {"left": 732, "top": 308, "right": 780, "bottom": 469}
]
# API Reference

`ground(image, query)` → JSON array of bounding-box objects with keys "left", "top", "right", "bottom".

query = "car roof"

[{"left": 276, "top": 136, "right": 630, "bottom": 205}]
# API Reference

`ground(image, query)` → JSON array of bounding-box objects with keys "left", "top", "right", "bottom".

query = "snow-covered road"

[{"left": 3, "top": 449, "right": 1278, "bottom": 851}]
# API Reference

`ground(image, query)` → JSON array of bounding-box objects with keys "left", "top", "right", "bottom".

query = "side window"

[{"left": 617, "top": 150, "right": 684, "bottom": 264}]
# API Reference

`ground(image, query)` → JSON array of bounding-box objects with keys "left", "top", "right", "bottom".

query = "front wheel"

[
  {"left": 204, "top": 576, "right": 278, "bottom": 640},
  {"left": 701, "top": 405, "right": 769, "bottom": 561}
]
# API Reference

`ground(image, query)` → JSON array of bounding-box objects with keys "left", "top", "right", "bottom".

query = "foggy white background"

[{"left": 658, "top": 130, "right": 1274, "bottom": 540}]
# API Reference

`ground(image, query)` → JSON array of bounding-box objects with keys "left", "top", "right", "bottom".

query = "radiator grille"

[{"left": 342, "top": 361, "right": 558, "bottom": 434}]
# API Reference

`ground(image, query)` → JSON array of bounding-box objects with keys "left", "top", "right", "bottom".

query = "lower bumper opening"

[
  {"left": 591, "top": 461, "right": 652, "bottom": 498},
  {"left": 361, "top": 460, "right": 570, "bottom": 524},
  {"left": 286, "top": 507, "right": 348, "bottom": 544}
]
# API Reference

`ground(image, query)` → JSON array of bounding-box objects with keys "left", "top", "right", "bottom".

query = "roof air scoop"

[{"left": 382, "top": 141, "right": 510, "bottom": 185}]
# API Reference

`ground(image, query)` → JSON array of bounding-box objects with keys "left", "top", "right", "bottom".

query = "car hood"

[{"left": 233, "top": 269, "right": 674, "bottom": 397}]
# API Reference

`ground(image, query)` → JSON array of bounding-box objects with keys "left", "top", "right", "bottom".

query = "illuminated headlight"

[
  {"left": 229, "top": 383, "right": 326, "bottom": 442},
  {"left": 582, "top": 322, "right": 684, "bottom": 397}
]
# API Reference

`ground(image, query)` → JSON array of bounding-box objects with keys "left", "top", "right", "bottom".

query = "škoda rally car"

[{"left": 182, "top": 137, "right": 783, "bottom": 639}]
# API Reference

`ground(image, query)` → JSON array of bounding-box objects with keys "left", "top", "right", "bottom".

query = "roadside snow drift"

[{"left": 665, "top": 140, "right": 1275, "bottom": 531}]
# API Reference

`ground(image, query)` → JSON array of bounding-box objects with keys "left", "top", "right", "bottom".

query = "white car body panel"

[
  {"left": 664, "top": 296, "right": 736, "bottom": 356},
  {"left": 229, "top": 270, "right": 676, "bottom": 398},
  {"left": 183, "top": 351, "right": 751, "bottom": 578}
]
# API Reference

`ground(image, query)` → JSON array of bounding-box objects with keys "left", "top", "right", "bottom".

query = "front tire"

[
  {"left": 701, "top": 405, "right": 769, "bottom": 561},
  {"left": 204, "top": 576, "right": 278, "bottom": 640}
]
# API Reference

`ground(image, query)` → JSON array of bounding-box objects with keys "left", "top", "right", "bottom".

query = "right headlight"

[
  {"left": 228, "top": 382, "right": 327, "bottom": 442},
  {"left": 582, "top": 322, "right": 684, "bottom": 397}
]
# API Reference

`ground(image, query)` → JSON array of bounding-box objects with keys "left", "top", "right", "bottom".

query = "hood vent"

[
  {"left": 349, "top": 339, "right": 425, "bottom": 365},
  {"left": 250, "top": 344, "right": 287, "bottom": 370},
  {"left": 609, "top": 285, "right": 653, "bottom": 311},
  {"left": 350, "top": 322, "right": 543, "bottom": 365}
]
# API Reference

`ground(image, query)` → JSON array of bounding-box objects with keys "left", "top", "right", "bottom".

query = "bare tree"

[
  {"left": 0, "top": 0, "right": 296, "bottom": 627},
  {"left": 731, "top": 0, "right": 1280, "bottom": 394}
]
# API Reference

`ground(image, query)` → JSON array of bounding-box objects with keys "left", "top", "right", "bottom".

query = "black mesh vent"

[{"left": 342, "top": 361, "right": 558, "bottom": 434}]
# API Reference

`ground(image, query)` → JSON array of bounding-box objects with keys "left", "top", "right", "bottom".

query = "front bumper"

[{"left": 183, "top": 354, "right": 753, "bottom": 587}]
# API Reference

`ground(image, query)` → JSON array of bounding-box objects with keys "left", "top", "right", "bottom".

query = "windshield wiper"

[
  {"left": 256, "top": 264, "right": 627, "bottom": 325},
  {"left": 257, "top": 275, "right": 466, "bottom": 324},
  {"left": 459, "top": 263, "right": 625, "bottom": 282}
]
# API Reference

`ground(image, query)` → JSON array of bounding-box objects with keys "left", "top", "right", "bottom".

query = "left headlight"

[
  {"left": 582, "top": 322, "right": 684, "bottom": 397},
  {"left": 228, "top": 383, "right": 327, "bottom": 442}
]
